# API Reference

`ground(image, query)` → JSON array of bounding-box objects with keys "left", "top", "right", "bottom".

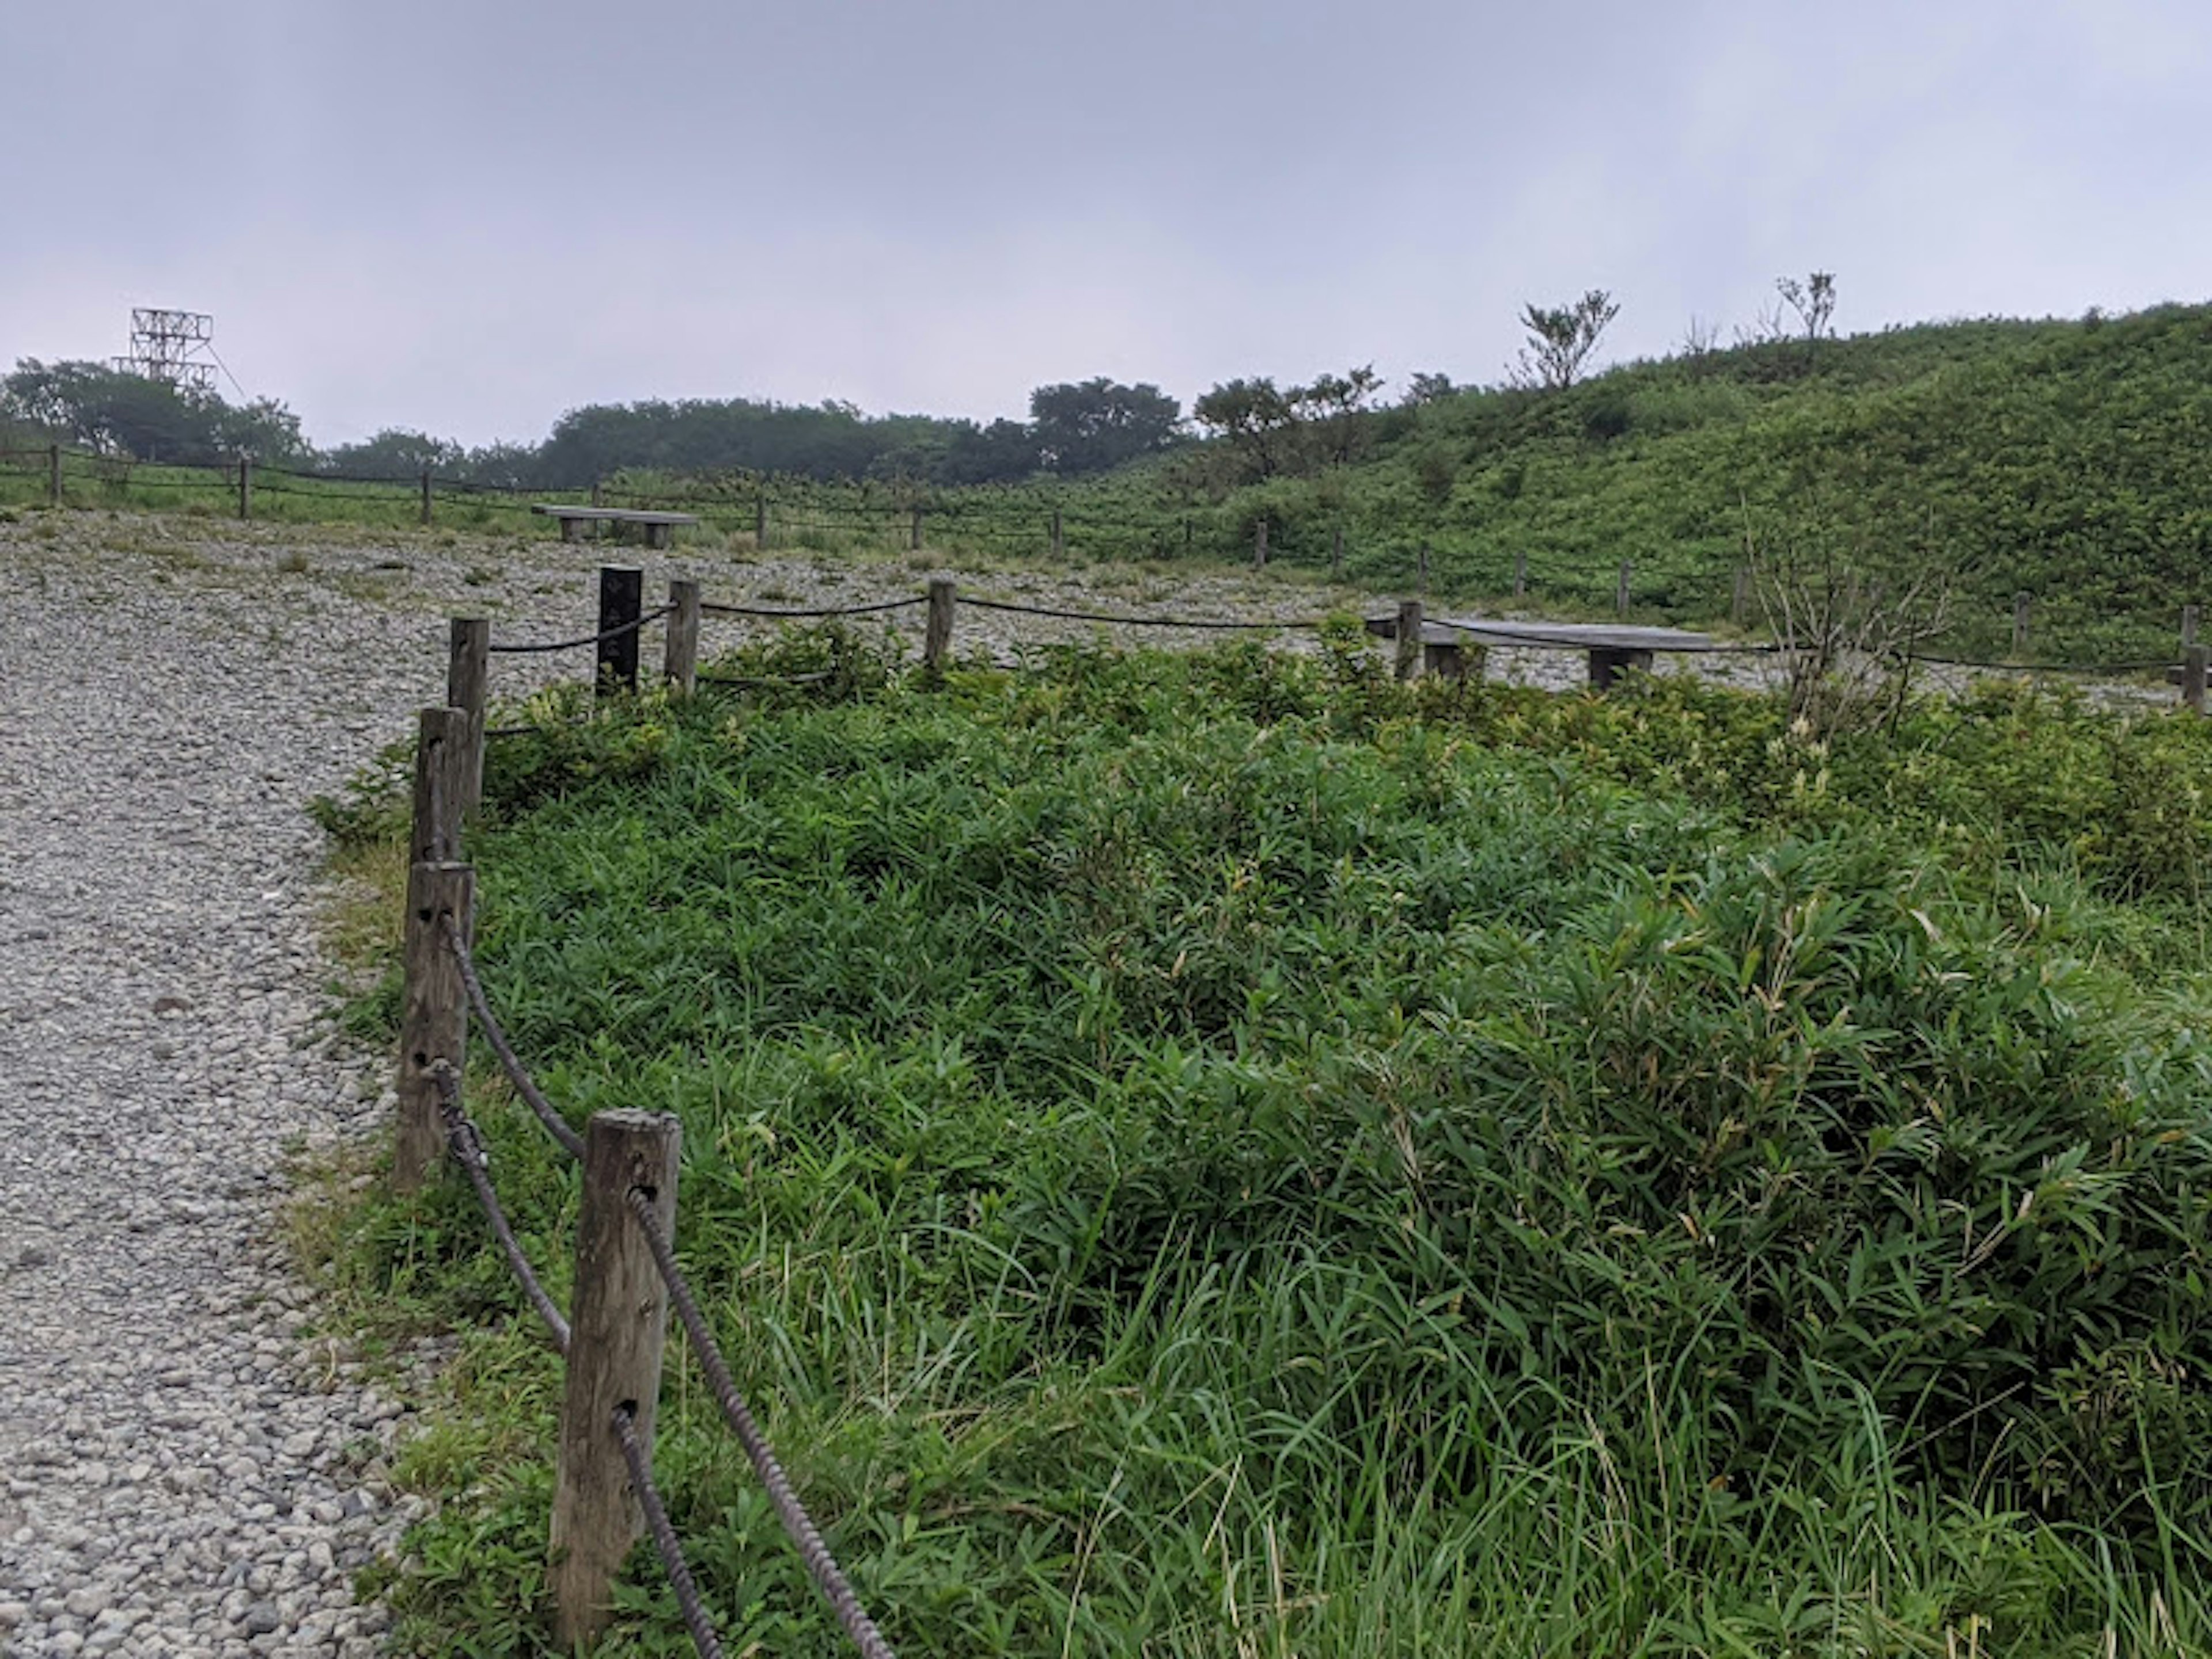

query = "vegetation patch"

[{"left": 320, "top": 634, "right": 2212, "bottom": 1656}]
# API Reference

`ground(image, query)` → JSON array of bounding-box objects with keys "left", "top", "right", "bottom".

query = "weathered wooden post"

[
  {"left": 1395, "top": 599, "right": 1424, "bottom": 681},
  {"left": 1615, "top": 560, "right": 1633, "bottom": 618},
  {"left": 1513, "top": 550, "right": 1527, "bottom": 604},
  {"left": 2012, "top": 592, "right": 2031, "bottom": 657},
  {"left": 924, "top": 577, "right": 956, "bottom": 672},
  {"left": 1331, "top": 524, "right": 1344, "bottom": 577},
  {"left": 596, "top": 565, "right": 643, "bottom": 700},
  {"left": 909, "top": 504, "right": 924, "bottom": 552},
  {"left": 590, "top": 478, "right": 604, "bottom": 509},
  {"left": 393, "top": 859, "right": 473, "bottom": 1194},
  {"left": 409, "top": 706, "right": 470, "bottom": 866},
  {"left": 1253, "top": 518, "right": 1268, "bottom": 569},
  {"left": 2183, "top": 643, "right": 2208, "bottom": 714},
  {"left": 2184, "top": 604, "right": 2200, "bottom": 648},
  {"left": 550, "top": 1110, "right": 680, "bottom": 1650},
  {"left": 1050, "top": 508, "right": 1064, "bottom": 560},
  {"left": 236, "top": 456, "right": 253, "bottom": 521},
  {"left": 1732, "top": 565, "right": 1751, "bottom": 627},
  {"left": 47, "top": 443, "right": 62, "bottom": 506},
  {"left": 663, "top": 579, "right": 700, "bottom": 695},
  {"left": 419, "top": 464, "right": 434, "bottom": 527},
  {"left": 446, "top": 620, "right": 491, "bottom": 819},
  {"left": 754, "top": 490, "right": 769, "bottom": 550}
]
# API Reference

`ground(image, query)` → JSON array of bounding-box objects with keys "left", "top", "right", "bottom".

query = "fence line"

[
  {"left": 402, "top": 694, "right": 898, "bottom": 1654},
  {"left": 3, "top": 441, "right": 2205, "bottom": 677}
]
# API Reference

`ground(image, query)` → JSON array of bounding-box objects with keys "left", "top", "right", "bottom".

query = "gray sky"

[{"left": 6, "top": 0, "right": 2206, "bottom": 447}]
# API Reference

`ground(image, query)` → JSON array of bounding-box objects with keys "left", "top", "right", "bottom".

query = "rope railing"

[
  {"left": 613, "top": 1407, "right": 730, "bottom": 1659},
  {"left": 431, "top": 1065, "right": 573, "bottom": 1353},
  {"left": 426, "top": 914, "right": 893, "bottom": 1659},
  {"left": 486, "top": 604, "right": 674, "bottom": 656},
  {"left": 442, "top": 915, "right": 587, "bottom": 1162},
  {"left": 699, "top": 596, "right": 924, "bottom": 620},
  {"left": 959, "top": 594, "right": 1324, "bottom": 630},
  {"left": 624, "top": 1186, "right": 900, "bottom": 1659}
]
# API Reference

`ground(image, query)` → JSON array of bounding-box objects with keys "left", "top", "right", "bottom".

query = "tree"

[
  {"left": 1401, "top": 371, "right": 1458, "bottom": 407},
  {"left": 941, "top": 418, "right": 1041, "bottom": 484},
  {"left": 1510, "top": 290, "right": 1620, "bottom": 390},
  {"left": 1027, "top": 378, "right": 1181, "bottom": 475},
  {"left": 1191, "top": 377, "right": 1299, "bottom": 480},
  {"left": 321, "top": 427, "right": 455, "bottom": 480},
  {"left": 1775, "top": 272, "right": 1838, "bottom": 359},
  {"left": 1289, "top": 365, "right": 1384, "bottom": 465}
]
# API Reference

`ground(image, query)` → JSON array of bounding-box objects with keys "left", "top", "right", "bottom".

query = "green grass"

[{"left": 316, "top": 632, "right": 2212, "bottom": 1657}]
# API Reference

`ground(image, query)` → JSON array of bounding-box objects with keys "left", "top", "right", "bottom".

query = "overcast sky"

[{"left": 5, "top": 0, "right": 2205, "bottom": 448}]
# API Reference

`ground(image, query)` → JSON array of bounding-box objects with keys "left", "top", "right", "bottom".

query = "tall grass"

[{"left": 324, "top": 636, "right": 2212, "bottom": 1656}]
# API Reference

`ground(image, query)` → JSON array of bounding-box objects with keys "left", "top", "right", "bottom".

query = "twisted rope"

[
  {"left": 960, "top": 595, "right": 1321, "bottom": 630},
  {"left": 624, "top": 1188, "right": 898, "bottom": 1659},
  {"left": 487, "top": 605, "right": 675, "bottom": 655},
  {"left": 439, "top": 916, "right": 587, "bottom": 1162},
  {"left": 431, "top": 1066, "right": 573, "bottom": 1353},
  {"left": 613, "top": 1407, "right": 730, "bottom": 1659},
  {"left": 699, "top": 597, "right": 923, "bottom": 619}
]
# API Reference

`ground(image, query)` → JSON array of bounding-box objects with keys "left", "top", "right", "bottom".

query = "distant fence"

[{"left": 3, "top": 443, "right": 2207, "bottom": 665}]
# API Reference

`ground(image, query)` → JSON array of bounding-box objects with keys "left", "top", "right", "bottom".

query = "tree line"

[{"left": 2, "top": 272, "right": 1838, "bottom": 489}]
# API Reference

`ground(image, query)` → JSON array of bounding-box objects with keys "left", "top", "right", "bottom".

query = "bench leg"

[{"left": 1588, "top": 647, "right": 1653, "bottom": 691}]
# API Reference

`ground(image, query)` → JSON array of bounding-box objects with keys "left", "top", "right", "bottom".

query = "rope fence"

[
  {"left": 3, "top": 440, "right": 2202, "bottom": 677},
  {"left": 399, "top": 726, "right": 897, "bottom": 1656}
]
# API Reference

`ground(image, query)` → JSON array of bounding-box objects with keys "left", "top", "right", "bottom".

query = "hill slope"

[{"left": 1172, "top": 304, "right": 2212, "bottom": 660}]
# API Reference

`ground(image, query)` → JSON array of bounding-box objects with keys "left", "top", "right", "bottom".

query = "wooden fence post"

[
  {"left": 664, "top": 578, "right": 700, "bottom": 695},
  {"left": 551, "top": 1110, "right": 681, "bottom": 1650},
  {"left": 2183, "top": 643, "right": 2208, "bottom": 715},
  {"left": 1050, "top": 509, "right": 1064, "bottom": 560},
  {"left": 419, "top": 465, "right": 434, "bottom": 527},
  {"left": 1732, "top": 565, "right": 1751, "bottom": 627},
  {"left": 2012, "top": 592, "right": 2031, "bottom": 657},
  {"left": 1615, "top": 560, "right": 1633, "bottom": 618},
  {"left": 1184, "top": 518, "right": 1194, "bottom": 558},
  {"left": 1513, "top": 550, "right": 1527, "bottom": 604},
  {"left": 1331, "top": 524, "right": 1344, "bottom": 577},
  {"left": 237, "top": 456, "right": 253, "bottom": 521},
  {"left": 590, "top": 478, "right": 604, "bottom": 509},
  {"left": 47, "top": 443, "right": 62, "bottom": 506},
  {"left": 446, "top": 620, "right": 490, "bottom": 820},
  {"left": 597, "top": 565, "right": 643, "bottom": 700},
  {"left": 1395, "top": 599, "right": 1425, "bottom": 681},
  {"left": 409, "top": 706, "right": 469, "bottom": 866},
  {"left": 910, "top": 505, "right": 924, "bottom": 552},
  {"left": 2184, "top": 604, "right": 2200, "bottom": 648},
  {"left": 1253, "top": 518, "right": 1268, "bottom": 569},
  {"left": 755, "top": 490, "right": 769, "bottom": 551},
  {"left": 924, "top": 577, "right": 956, "bottom": 671},
  {"left": 394, "top": 860, "right": 473, "bottom": 1194}
]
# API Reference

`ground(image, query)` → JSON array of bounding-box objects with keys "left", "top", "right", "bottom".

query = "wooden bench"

[
  {"left": 530, "top": 505, "right": 699, "bottom": 550},
  {"left": 1366, "top": 613, "right": 1721, "bottom": 688}
]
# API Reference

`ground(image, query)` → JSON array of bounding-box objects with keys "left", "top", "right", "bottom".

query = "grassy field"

[{"left": 315, "top": 627, "right": 2212, "bottom": 1657}]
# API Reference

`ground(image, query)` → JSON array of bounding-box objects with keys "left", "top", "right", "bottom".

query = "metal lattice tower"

[{"left": 112, "top": 309, "right": 218, "bottom": 393}]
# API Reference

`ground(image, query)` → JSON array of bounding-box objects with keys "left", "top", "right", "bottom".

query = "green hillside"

[{"left": 1179, "top": 305, "right": 2212, "bottom": 662}]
